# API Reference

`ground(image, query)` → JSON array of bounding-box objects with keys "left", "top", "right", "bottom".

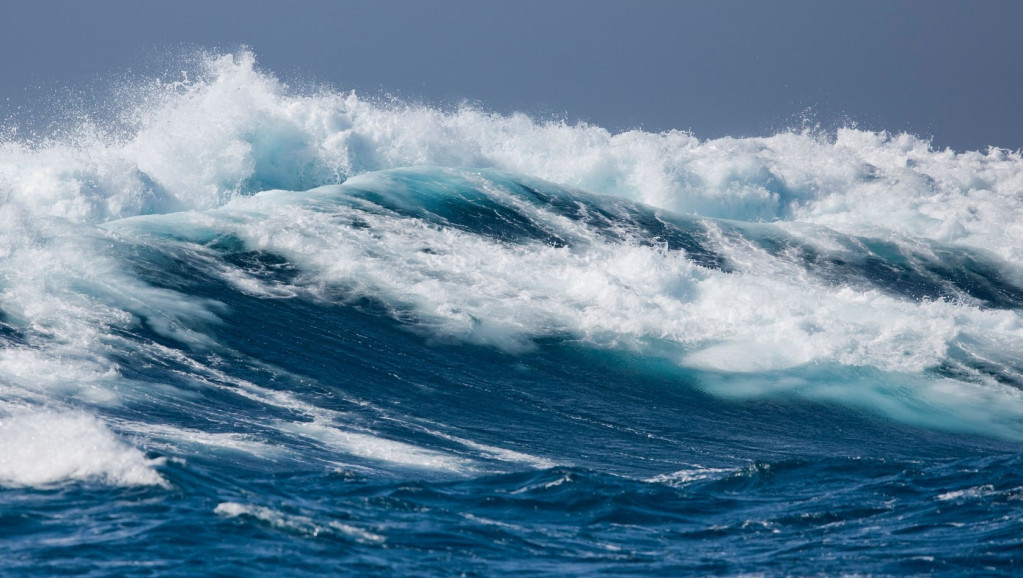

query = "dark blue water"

[{"left": 4, "top": 279, "right": 1023, "bottom": 574}]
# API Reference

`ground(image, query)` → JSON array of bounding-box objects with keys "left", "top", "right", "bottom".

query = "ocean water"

[{"left": 2, "top": 50, "right": 1023, "bottom": 575}]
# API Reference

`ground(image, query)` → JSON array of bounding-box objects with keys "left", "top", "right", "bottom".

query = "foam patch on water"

[
  {"left": 214, "top": 501, "right": 385, "bottom": 543},
  {"left": 284, "top": 421, "right": 473, "bottom": 474},
  {"left": 936, "top": 485, "right": 998, "bottom": 502},
  {"left": 645, "top": 466, "right": 737, "bottom": 486},
  {"left": 0, "top": 411, "right": 165, "bottom": 487},
  {"left": 424, "top": 429, "right": 558, "bottom": 470}
]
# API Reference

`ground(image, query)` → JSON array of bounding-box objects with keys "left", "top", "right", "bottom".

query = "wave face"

[{"left": 3, "top": 51, "right": 1023, "bottom": 575}]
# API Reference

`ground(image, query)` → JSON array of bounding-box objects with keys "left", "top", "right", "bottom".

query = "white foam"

[
  {"left": 0, "top": 214, "right": 225, "bottom": 420},
  {"left": 214, "top": 502, "right": 384, "bottom": 543},
  {"left": 936, "top": 484, "right": 998, "bottom": 502},
  {"left": 645, "top": 466, "right": 736, "bottom": 486},
  {"left": 283, "top": 421, "right": 473, "bottom": 474},
  {"left": 3, "top": 49, "right": 1022, "bottom": 257},
  {"left": 423, "top": 429, "right": 557, "bottom": 470},
  {"left": 0, "top": 410, "right": 165, "bottom": 487}
]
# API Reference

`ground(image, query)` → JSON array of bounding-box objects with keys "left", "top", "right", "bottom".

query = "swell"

[
  {"left": 3, "top": 49, "right": 1023, "bottom": 489},
  {"left": 92, "top": 166, "right": 1023, "bottom": 441}
]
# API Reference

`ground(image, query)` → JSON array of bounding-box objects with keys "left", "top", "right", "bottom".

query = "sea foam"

[
  {"left": 2, "top": 49, "right": 1022, "bottom": 252},
  {"left": 0, "top": 411, "right": 164, "bottom": 487}
]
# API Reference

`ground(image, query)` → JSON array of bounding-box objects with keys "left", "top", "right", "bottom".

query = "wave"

[
  {"left": 3, "top": 50, "right": 1023, "bottom": 488},
  {"left": 106, "top": 165, "right": 1023, "bottom": 437}
]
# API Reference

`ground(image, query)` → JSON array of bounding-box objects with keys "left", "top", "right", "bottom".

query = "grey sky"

[{"left": 2, "top": 0, "right": 1021, "bottom": 151}]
